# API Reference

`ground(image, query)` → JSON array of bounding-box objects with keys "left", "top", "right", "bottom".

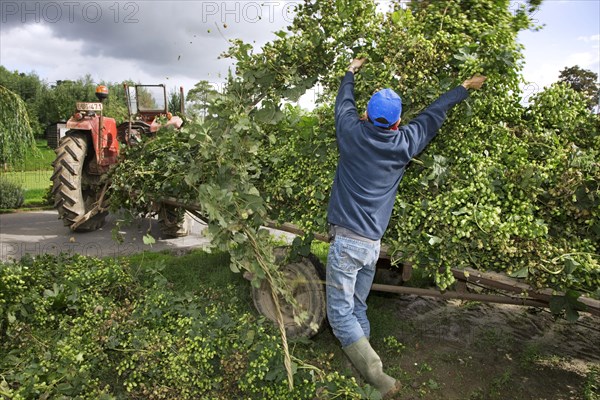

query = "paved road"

[{"left": 0, "top": 210, "right": 212, "bottom": 262}]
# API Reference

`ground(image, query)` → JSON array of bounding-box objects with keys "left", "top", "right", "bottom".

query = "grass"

[
  {"left": 9, "top": 139, "right": 56, "bottom": 172},
  {"left": 1, "top": 170, "right": 52, "bottom": 206},
  {"left": 519, "top": 343, "right": 542, "bottom": 369},
  {"left": 1, "top": 139, "right": 54, "bottom": 207},
  {"left": 583, "top": 366, "right": 599, "bottom": 400},
  {"left": 125, "top": 250, "right": 251, "bottom": 303}
]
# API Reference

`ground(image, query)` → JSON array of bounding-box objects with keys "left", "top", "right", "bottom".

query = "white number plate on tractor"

[{"left": 76, "top": 102, "right": 103, "bottom": 111}]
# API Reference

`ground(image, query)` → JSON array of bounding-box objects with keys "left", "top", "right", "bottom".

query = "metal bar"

[
  {"left": 70, "top": 182, "right": 109, "bottom": 231},
  {"left": 263, "top": 221, "right": 330, "bottom": 244},
  {"left": 262, "top": 221, "right": 394, "bottom": 258},
  {"left": 574, "top": 297, "right": 600, "bottom": 316},
  {"left": 153, "top": 197, "right": 330, "bottom": 244},
  {"left": 452, "top": 268, "right": 600, "bottom": 316},
  {"left": 371, "top": 283, "right": 550, "bottom": 308},
  {"left": 452, "top": 268, "right": 541, "bottom": 297},
  {"left": 157, "top": 195, "right": 201, "bottom": 211},
  {"left": 180, "top": 86, "right": 185, "bottom": 115}
]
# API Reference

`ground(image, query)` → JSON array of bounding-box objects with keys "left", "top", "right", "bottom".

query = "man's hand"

[
  {"left": 462, "top": 74, "right": 487, "bottom": 90},
  {"left": 348, "top": 58, "right": 366, "bottom": 74}
]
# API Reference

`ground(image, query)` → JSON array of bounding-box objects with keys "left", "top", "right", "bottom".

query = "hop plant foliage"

[
  {"left": 255, "top": 0, "right": 599, "bottom": 294},
  {"left": 0, "top": 254, "right": 367, "bottom": 399},
  {"left": 108, "top": 0, "right": 599, "bottom": 384}
]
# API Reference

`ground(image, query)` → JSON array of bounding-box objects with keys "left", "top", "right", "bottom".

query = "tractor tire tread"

[{"left": 52, "top": 131, "right": 107, "bottom": 232}]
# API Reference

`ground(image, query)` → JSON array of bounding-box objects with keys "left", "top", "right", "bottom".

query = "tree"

[
  {"left": 185, "top": 80, "right": 219, "bottom": 119},
  {"left": 167, "top": 87, "right": 184, "bottom": 117},
  {"left": 35, "top": 76, "right": 129, "bottom": 126},
  {"left": 0, "top": 66, "right": 45, "bottom": 136},
  {"left": 0, "top": 85, "right": 36, "bottom": 169},
  {"left": 558, "top": 65, "right": 600, "bottom": 110},
  {"left": 101, "top": 82, "right": 129, "bottom": 124}
]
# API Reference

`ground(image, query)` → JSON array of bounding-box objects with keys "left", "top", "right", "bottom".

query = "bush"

[
  {"left": 43, "top": 183, "right": 54, "bottom": 206},
  {"left": 0, "top": 177, "right": 24, "bottom": 209}
]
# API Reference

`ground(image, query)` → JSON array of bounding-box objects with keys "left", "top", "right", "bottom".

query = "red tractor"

[{"left": 51, "top": 84, "right": 185, "bottom": 234}]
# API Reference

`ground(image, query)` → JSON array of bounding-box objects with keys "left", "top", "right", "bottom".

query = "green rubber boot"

[{"left": 343, "top": 336, "right": 400, "bottom": 398}]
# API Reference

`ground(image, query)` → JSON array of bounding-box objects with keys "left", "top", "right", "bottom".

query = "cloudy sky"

[{"left": 1, "top": 0, "right": 599, "bottom": 105}]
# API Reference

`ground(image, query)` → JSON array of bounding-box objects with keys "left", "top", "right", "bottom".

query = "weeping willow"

[{"left": 0, "top": 85, "right": 35, "bottom": 169}]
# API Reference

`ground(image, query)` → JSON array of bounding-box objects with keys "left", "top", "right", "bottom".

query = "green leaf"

[
  {"left": 509, "top": 266, "right": 529, "bottom": 278},
  {"left": 451, "top": 207, "right": 469, "bottom": 216},
  {"left": 233, "top": 233, "right": 247, "bottom": 244},
  {"left": 549, "top": 295, "right": 566, "bottom": 316},
  {"left": 7, "top": 311, "right": 16, "bottom": 324},
  {"left": 427, "top": 235, "right": 443, "bottom": 246},
  {"left": 563, "top": 257, "right": 580, "bottom": 275},
  {"left": 549, "top": 291, "right": 586, "bottom": 322},
  {"left": 184, "top": 172, "right": 200, "bottom": 186},
  {"left": 565, "top": 306, "right": 580, "bottom": 323},
  {"left": 265, "top": 365, "right": 285, "bottom": 381},
  {"left": 245, "top": 329, "right": 256, "bottom": 347},
  {"left": 284, "top": 86, "right": 308, "bottom": 102},
  {"left": 143, "top": 234, "right": 156, "bottom": 245},
  {"left": 254, "top": 102, "right": 283, "bottom": 124}
]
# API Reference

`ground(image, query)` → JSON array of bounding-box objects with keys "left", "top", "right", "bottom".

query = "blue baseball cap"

[{"left": 367, "top": 89, "right": 402, "bottom": 128}]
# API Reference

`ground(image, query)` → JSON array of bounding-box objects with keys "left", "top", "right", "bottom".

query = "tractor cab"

[
  {"left": 120, "top": 84, "right": 184, "bottom": 145},
  {"left": 126, "top": 84, "right": 167, "bottom": 122}
]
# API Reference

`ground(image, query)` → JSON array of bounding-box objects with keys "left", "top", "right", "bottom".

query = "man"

[{"left": 326, "top": 57, "right": 486, "bottom": 397}]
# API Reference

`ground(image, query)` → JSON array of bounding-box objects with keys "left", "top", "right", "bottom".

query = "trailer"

[{"left": 143, "top": 195, "right": 600, "bottom": 338}]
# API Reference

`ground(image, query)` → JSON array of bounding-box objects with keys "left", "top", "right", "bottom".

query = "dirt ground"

[{"left": 369, "top": 294, "right": 600, "bottom": 400}]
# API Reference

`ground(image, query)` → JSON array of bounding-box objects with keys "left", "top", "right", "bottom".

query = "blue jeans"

[{"left": 326, "top": 232, "right": 380, "bottom": 348}]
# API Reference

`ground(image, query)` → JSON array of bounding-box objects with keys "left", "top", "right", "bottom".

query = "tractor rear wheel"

[
  {"left": 251, "top": 247, "right": 327, "bottom": 339},
  {"left": 51, "top": 132, "right": 107, "bottom": 232}
]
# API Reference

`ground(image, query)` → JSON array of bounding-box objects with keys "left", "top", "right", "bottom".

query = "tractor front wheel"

[{"left": 51, "top": 132, "right": 107, "bottom": 232}]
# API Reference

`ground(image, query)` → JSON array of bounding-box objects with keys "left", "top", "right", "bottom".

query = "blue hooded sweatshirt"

[{"left": 326, "top": 71, "right": 469, "bottom": 240}]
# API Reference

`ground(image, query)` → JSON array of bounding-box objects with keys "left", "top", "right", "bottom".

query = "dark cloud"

[{"left": 1, "top": 1, "right": 295, "bottom": 81}]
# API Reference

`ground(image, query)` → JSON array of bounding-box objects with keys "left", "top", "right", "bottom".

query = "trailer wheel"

[
  {"left": 158, "top": 205, "right": 189, "bottom": 238},
  {"left": 251, "top": 247, "right": 326, "bottom": 339},
  {"left": 51, "top": 132, "right": 107, "bottom": 232}
]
